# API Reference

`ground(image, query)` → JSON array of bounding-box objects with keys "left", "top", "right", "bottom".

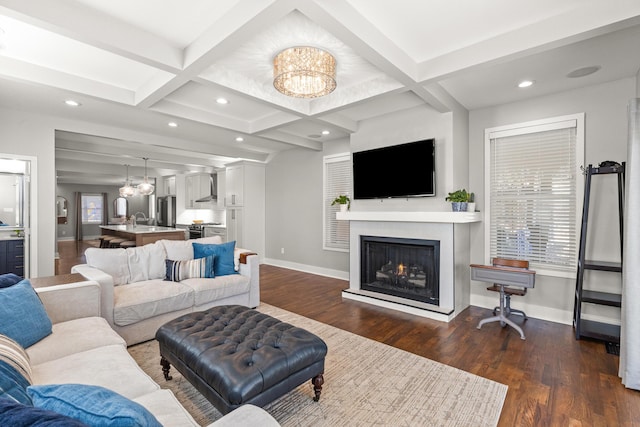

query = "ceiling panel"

[{"left": 0, "top": 1, "right": 636, "bottom": 184}]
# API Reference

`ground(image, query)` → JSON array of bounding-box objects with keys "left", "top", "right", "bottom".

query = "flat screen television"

[{"left": 353, "top": 138, "right": 435, "bottom": 199}]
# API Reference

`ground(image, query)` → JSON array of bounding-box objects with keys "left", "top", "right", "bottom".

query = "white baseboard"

[{"left": 262, "top": 258, "right": 349, "bottom": 281}]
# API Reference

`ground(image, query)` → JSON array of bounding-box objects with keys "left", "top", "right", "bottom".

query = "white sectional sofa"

[
  {"left": 72, "top": 236, "right": 260, "bottom": 346},
  {"left": 20, "top": 279, "right": 279, "bottom": 426}
]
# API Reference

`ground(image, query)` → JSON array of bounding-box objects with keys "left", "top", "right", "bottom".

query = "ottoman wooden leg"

[
  {"left": 160, "top": 356, "right": 172, "bottom": 381},
  {"left": 312, "top": 373, "right": 324, "bottom": 402}
]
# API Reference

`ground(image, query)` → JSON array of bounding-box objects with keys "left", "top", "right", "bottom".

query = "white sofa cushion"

[
  {"left": 26, "top": 317, "right": 125, "bottom": 366},
  {"left": 113, "top": 279, "right": 194, "bottom": 327},
  {"left": 31, "top": 344, "right": 159, "bottom": 400},
  {"left": 159, "top": 236, "right": 223, "bottom": 261},
  {"left": 180, "top": 275, "right": 250, "bottom": 306},
  {"left": 127, "top": 242, "right": 165, "bottom": 283},
  {"left": 85, "top": 248, "right": 130, "bottom": 285}
]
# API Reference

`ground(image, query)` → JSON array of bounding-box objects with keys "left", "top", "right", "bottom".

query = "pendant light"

[
  {"left": 137, "top": 157, "right": 154, "bottom": 196},
  {"left": 119, "top": 164, "right": 135, "bottom": 197}
]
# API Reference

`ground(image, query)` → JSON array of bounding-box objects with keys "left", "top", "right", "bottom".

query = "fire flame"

[{"left": 397, "top": 263, "right": 405, "bottom": 275}]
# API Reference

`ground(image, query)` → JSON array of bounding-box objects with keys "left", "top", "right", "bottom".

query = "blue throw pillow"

[
  {"left": 0, "top": 273, "right": 22, "bottom": 288},
  {"left": 165, "top": 255, "right": 215, "bottom": 282},
  {"left": 193, "top": 241, "right": 238, "bottom": 276},
  {"left": 27, "top": 384, "right": 162, "bottom": 427},
  {"left": 0, "top": 397, "right": 89, "bottom": 427},
  {"left": 0, "top": 280, "right": 52, "bottom": 348}
]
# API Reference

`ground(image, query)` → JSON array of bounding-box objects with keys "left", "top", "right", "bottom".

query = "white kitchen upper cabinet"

[
  {"left": 164, "top": 176, "right": 176, "bottom": 196},
  {"left": 185, "top": 173, "right": 213, "bottom": 208},
  {"left": 225, "top": 165, "right": 244, "bottom": 206}
]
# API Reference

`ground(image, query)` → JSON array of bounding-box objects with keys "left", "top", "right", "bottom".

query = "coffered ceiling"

[{"left": 0, "top": 0, "right": 639, "bottom": 185}]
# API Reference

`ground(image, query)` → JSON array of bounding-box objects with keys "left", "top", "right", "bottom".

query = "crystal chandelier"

[
  {"left": 137, "top": 157, "right": 154, "bottom": 196},
  {"left": 273, "top": 46, "right": 336, "bottom": 98},
  {"left": 119, "top": 164, "right": 135, "bottom": 198}
]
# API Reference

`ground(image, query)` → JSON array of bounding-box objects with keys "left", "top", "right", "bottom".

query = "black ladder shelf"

[{"left": 573, "top": 162, "right": 625, "bottom": 342}]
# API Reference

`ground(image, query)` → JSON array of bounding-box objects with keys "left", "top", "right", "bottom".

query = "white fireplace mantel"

[
  {"left": 337, "top": 211, "right": 482, "bottom": 223},
  {"left": 340, "top": 211, "right": 480, "bottom": 322}
]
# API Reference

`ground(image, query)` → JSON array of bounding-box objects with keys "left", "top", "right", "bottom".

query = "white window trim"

[
  {"left": 484, "top": 113, "right": 585, "bottom": 278},
  {"left": 323, "top": 152, "right": 351, "bottom": 253}
]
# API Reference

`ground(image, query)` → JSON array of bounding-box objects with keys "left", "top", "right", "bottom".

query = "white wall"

[{"left": 469, "top": 77, "right": 635, "bottom": 324}]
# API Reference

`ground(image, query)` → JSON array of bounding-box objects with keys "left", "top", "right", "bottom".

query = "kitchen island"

[{"left": 99, "top": 225, "right": 185, "bottom": 246}]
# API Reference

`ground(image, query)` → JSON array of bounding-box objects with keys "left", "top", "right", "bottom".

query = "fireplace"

[{"left": 360, "top": 235, "right": 440, "bottom": 306}]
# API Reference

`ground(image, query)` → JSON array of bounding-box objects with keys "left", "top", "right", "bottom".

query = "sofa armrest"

[
  {"left": 238, "top": 253, "right": 259, "bottom": 308},
  {"left": 36, "top": 281, "right": 101, "bottom": 324},
  {"left": 71, "top": 264, "right": 116, "bottom": 326}
]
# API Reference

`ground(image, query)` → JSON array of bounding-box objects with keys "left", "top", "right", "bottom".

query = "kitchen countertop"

[{"left": 100, "top": 225, "right": 183, "bottom": 234}]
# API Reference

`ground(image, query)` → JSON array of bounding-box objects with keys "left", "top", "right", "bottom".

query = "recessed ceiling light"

[
  {"left": 321, "top": 130, "right": 330, "bottom": 135},
  {"left": 64, "top": 100, "right": 81, "bottom": 107},
  {"left": 517, "top": 80, "right": 534, "bottom": 88},
  {"left": 216, "top": 98, "right": 229, "bottom": 105},
  {"left": 168, "top": 122, "right": 178, "bottom": 127},
  {"left": 566, "top": 66, "right": 601, "bottom": 78},
  {"left": 235, "top": 137, "right": 244, "bottom": 142}
]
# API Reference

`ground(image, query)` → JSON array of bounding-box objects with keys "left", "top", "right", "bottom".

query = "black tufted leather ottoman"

[{"left": 155, "top": 305, "right": 327, "bottom": 415}]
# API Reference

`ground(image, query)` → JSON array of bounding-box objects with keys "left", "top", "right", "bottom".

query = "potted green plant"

[
  {"left": 445, "top": 189, "right": 469, "bottom": 212},
  {"left": 331, "top": 195, "right": 351, "bottom": 212}
]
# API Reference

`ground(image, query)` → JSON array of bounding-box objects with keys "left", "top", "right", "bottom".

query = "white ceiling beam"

[
  {"left": 136, "top": 0, "right": 297, "bottom": 109},
  {"left": 257, "top": 130, "right": 323, "bottom": 151},
  {"left": 55, "top": 124, "right": 269, "bottom": 163},
  {"left": 0, "top": 56, "right": 134, "bottom": 104},
  {"left": 55, "top": 141, "right": 225, "bottom": 172},
  {"left": 415, "top": 3, "right": 640, "bottom": 83},
  {"left": 313, "top": 113, "right": 358, "bottom": 133},
  {"left": 249, "top": 112, "right": 304, "bottom": 134},
  {"left": 150, "top": 99, "right": 251, "bottom": 133},
  {"left": 0, "top": 0, "right": 183, "bottom": 71}
]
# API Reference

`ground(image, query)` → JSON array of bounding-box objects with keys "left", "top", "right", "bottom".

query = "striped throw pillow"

[
  {"left": 0, "top": 334, "right": 33, "bottom": 405},
  {"left": 165, "top": 255, "right": 215, "bottom": 282}
]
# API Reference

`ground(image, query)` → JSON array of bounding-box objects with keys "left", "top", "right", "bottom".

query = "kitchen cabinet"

[
  {"left": 185, "top": 173, "right": 213, "bottom": 209},
  {"left": 163, "top": 176, "right": 176, "bottom": 196},
  {"left": 225, "top": 165, "right": 244, "bottom": 206},
  {"left": 226, "top": 208, "right": 243, "bottom": 247},
  {"left": 216, "top": 172, "right": 226, "bottom": 209},
  {"left": 0, "top": 239, "right": 24, "bottom": 277},
  {"left": 203, "top": 225, "right": 227, "bottom": 242},
  {"left": 224, "top": 162, "right": 264, "bottom": 258}
]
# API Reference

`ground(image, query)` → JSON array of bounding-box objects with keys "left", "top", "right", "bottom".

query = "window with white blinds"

[
  {"left": 484, "top": 114, "right": 584, "bottom": 277},
  {"left": 323, "top": 153, "right": 351, "bottom": 252}
]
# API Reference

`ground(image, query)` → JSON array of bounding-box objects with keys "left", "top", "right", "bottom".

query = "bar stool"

[
  {"left": 108, "top": 238, "right": 126, "bottom": 248},
  {"left": 100, "top": 236, "right": 117, "bottom": 248},
  {"left": 119, "top": 240, "right": 136, "bottom": 249}
]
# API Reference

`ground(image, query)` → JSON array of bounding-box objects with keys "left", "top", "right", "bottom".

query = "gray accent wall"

[
  {"left": 469, "top": 77, "right": 635, "bottom": 324},
  {"left": 265, "top": 140, "right": 350, "bottom": 274}
]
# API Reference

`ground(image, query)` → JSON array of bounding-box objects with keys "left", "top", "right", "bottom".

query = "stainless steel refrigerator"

[{"left": 156, "top": 196, "right": 176, "bottom": 227}]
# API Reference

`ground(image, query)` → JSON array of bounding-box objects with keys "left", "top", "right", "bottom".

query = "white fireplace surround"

[{"left": 338, "top": 211, "right": 481, "bottom": 322}]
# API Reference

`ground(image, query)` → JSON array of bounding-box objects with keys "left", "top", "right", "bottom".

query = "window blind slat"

[
  {"left": 488, "top": 123, "right": 579, "bottom": 272},
  {"left": 324, "top": 154, "right": 351, "bottom": 251}
]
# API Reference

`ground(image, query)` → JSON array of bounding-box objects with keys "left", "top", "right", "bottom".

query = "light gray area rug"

[{"left": 129, "top": 304, "right": 507, "bottom": 426}]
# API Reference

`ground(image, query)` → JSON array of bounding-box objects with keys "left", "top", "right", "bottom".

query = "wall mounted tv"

[{"left": 353, "top": 138, "right": 435, "bottom": 199}]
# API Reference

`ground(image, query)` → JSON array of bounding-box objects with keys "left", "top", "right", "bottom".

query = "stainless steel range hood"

[{"left": 195, "top": 173, "right": 218, "bottom": 202}]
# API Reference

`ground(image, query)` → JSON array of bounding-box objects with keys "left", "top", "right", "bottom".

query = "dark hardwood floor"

[{"left": 56, "top": 240, "right": 639, "bottom": 426}]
